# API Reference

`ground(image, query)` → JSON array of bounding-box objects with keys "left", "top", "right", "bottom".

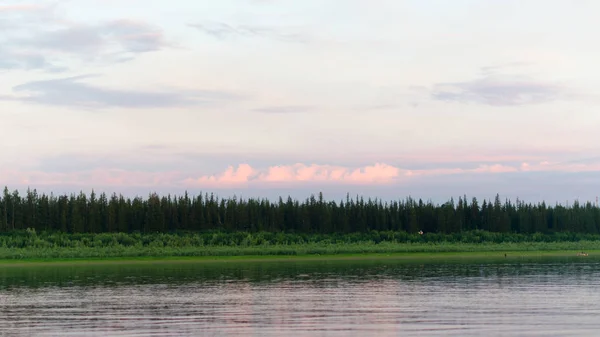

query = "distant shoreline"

[
  {"left": 0, "top": 249, "right": 597, "bottom": 267},
  {"left": 1, "top": 230, "right": 599, "bottom": 265},
  {"left": 2, "top": 186, "right": 599, "bottom": 236}
]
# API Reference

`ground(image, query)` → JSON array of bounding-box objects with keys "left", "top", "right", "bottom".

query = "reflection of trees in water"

[
  {"left": 0, "top": 258, "right": 599, "bottom": 290},
  {"left": 2, "top": 260, "right": 600, "bottom": 336}
]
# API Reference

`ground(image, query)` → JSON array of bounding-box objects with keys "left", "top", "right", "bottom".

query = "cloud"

[
  {"left": 252, "top": 105, "right": 315, "bottom": 114},
  {"left": 184, "top": 161, "right": 600, "bottom": 187},
  {"left": 4, "top": 160, "right": 600, "bottom": 191},
  {"left": 190, "top": 164, "right": 257, "bottom": 185},
  {"left": 188, "top": 22, "right": 308, "bottom": 43},
  {"left": 478, "top": 62, "right": 532, "bottom": 76},
  {"left": 257, "top": 163, "right": 401, "bottom": 184},
  {"left": 1, "top": 5, "right": 168, "bottom": 71},
  {"left": 0, "top": 46, "right": 60, "bottom": 71},
  {"left": 28, "top": 147, "right": 593, "bottom": 178},
  {"left": 20, "top": 19, "right": 167, "bottom": 56},
  {"left": 0, "top": 3, "right": 60, "bottom": 70},
  {"left": 1, "top": 75, "right": 241, "bottom": 109},
  {"left": 431, "top": 75, "right": 568, "bottom": 106}
]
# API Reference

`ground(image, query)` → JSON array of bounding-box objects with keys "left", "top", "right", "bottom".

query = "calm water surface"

[{"left": 1, "top": 256, "right": 600, "bottom": 336}]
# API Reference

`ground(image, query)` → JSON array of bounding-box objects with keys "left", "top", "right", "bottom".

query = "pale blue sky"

[{"left": 1, "top": 0, "right": 599, "bottom": 203}]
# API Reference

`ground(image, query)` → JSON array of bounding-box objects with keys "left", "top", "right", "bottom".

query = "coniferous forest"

[{"left": 1, "top": 187, "right": 599, "bottom": 235}]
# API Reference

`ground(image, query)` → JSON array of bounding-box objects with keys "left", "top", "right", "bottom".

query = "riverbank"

[
  {"left": 0, "top": 243, "right": 598, "bottom": 267},
  {"left": 0, "top": 249, "right": 597, "bottom": 267},
  {"left": 0, "top": 230, "right": 599, "bottom": 263}
]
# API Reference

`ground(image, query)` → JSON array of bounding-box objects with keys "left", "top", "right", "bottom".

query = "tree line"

[{"left": 1, "top": 187, "right": 599, "bottom": 234}]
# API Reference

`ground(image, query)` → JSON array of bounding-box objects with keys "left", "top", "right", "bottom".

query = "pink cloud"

[
  {"left": 185, "top": 164, "right": 255, "bottom": 186},
  {"left": 345, "top": 163, "right": 401, "bottom": 183},
  {"left": 255, "top": 163, "right": 401, "bottom": 185},
  {"left": 471, "top": 164, "right": 519, "bottom": 174},
  {"left": 2, "top": 160, "right": 600, "bottom": 189},
  {"left": 183, "top": 163, "right": 402, "bottom": 186},
  {"left": 260, "top": 165, "right": 297, "bottom": 182}
]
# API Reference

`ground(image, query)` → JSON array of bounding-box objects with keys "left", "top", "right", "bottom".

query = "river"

[{"left": 1, "top": 256, "right": 599, "bottom": 336}]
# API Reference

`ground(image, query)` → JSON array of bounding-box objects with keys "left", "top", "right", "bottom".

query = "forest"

[{"left": 1, "top": 187, "right": 599, "bottom": 235}]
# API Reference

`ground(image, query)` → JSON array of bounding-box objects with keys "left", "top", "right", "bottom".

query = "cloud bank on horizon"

[{"left": 1, "top": 0, "right": 600, "bottom": 204}]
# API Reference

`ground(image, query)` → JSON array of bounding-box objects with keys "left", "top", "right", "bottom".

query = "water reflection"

[{"left": 1, "top": 257, "right": 600, "bottom": 336}]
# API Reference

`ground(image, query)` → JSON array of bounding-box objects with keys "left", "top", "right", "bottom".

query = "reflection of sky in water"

[{"left": 1, "top": 260, "right": 600, "bottom": 336}]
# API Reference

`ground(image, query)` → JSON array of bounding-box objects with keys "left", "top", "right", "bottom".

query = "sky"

[{"left": 1, "top": 0, "right": 600, "bottom": 204}]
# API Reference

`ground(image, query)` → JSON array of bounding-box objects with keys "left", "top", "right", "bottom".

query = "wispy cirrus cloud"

[
  {"left": 431, "top": 75, "right": 569, "bottom": 106},
  {"left": 188, "top": 22, "right": 309, "bottom": 43},
  {"left": 0, "top": 46, "right": 61, "bottom": 71},
  {"left": 19, "top": 19, "right": 168, "bottom": 56},
  {"left": 479, "top": 62, "right": 532, "bottom": 77},
  {"left": 0, "top": 2, "right": 58, "bottom": 69},
  {"left": 1, "top": 3, "right": 169, "bottom": 71},
  {"left": 0, "top": 75, "right": 242, "bottom": 109}
]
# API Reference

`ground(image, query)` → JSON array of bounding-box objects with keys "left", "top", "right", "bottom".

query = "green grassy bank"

[
  {"left": 0, "top": 250, "right": 597, "bottom": 267},
  {"left": 0, "top": 229, "right": 598, "bottom": 262}
]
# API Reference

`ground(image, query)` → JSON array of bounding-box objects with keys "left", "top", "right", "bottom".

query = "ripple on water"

[{"left": 0, "top": 260, "right": 600, "bottom": 336}]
